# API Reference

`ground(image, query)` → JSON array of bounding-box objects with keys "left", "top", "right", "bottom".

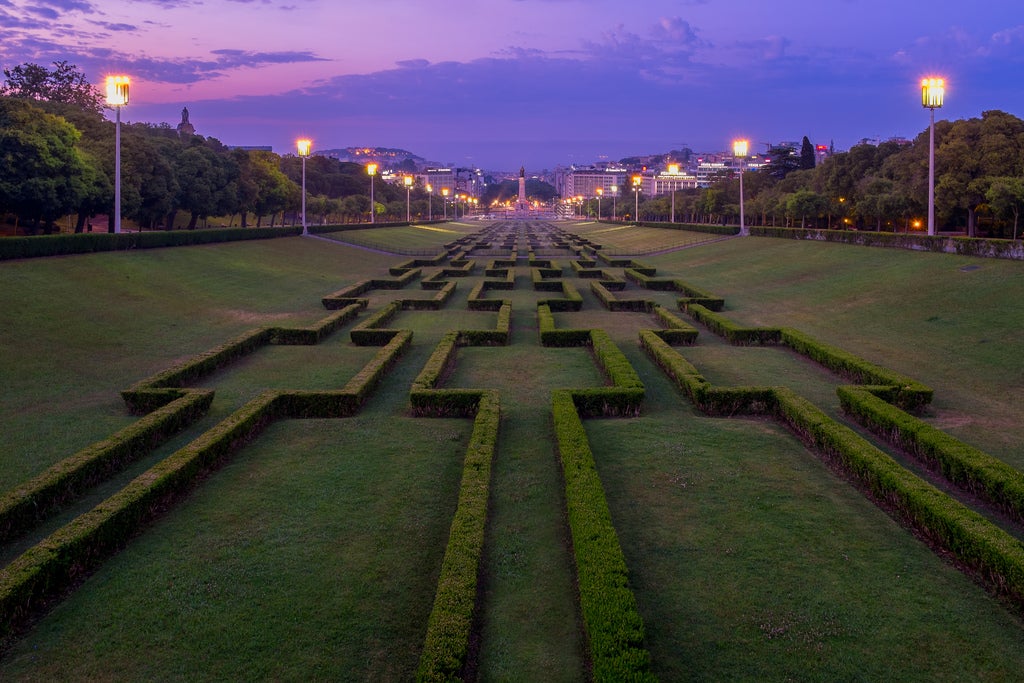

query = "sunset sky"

[{"left": 2, "top": 0, "right": 1023, "bottom": 169}]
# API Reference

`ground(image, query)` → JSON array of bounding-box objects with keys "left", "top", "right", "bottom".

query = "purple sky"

[{"left": 2, "top": 0, "right": 1023, "bottom": 170}]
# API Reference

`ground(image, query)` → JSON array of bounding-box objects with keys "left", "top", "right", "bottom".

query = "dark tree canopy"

[{"left": 1, "top": 61, "right": 103, "bottom": 114}]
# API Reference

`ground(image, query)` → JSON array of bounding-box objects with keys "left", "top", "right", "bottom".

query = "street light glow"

[
  {"left": 105, "top": 75, "right": 130, "bottom": 107},
  {"left": 921, "top": 78, "right": 945, "bottom": 109},
  {"left": 733, "top": 139, "right": 749, "bottom": 157},
  {"left": 296, "top": 139, "right": 312, "bottom": 157}
]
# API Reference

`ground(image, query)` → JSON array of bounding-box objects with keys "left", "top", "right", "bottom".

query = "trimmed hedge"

[
  {"left": 269, "top": 304, "right": 364, "bottom": 345},
  {"left": 540, "top": 281, "right": 583, "bottom": 312},
  {"left": 590, "top": 281, "right": 650, "bottom": 312},
  {"left": 650, "top": 304, "right": 698, "bottom": 345},
  {"left": 0, "top": 389, "right": 213, "bottom": 544},
  {"left": 538, "top": 303, "right": 591, "bottom": 347},
  {"left": 416, "top": 391, "right": 500, "bottom": 682},
  {"left": 552, "top": 390, "right": 656, "bottom": 682},
  {"left": 456, "top": 303, "right": 511, "bottom": 346},
  {"left": 782, "top": 328, "right": 932, "bottom": 411},
  {"left": 685, "top": 304, "right": 782, "bottom": 345},
  {"left": 838, "top": 385, "right": 1024, "bottom": 523},
  {"left": 0, "top": 226, "right": 301, "bottom": 261},
  {"left": 750, "top": 226, "right": 1024, "bottom": 261},
  {"left": 350, "top": 301, "right": 402, "bottom": 345}
]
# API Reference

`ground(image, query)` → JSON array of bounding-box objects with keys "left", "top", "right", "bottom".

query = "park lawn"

[
  {"left": 0, "top": 236, "right": 396, "bottom": 493},
  {"left": 317, "top": 222, "right": 478, "bottom": 252},
  {"left": 649, "top": 236, "right": 1024, "bottom": 464},
  {"left": 2, "top": 224, "right": 1024, "bottom": 680},
  {"left": 569, "top": 221, "right": 722, "bottom": 253}
]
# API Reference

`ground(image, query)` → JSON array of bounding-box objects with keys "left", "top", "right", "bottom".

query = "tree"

[
  {"left": 0, "top": 97, "right": 91, "bottom": 232},
  {"left": 800, "top": 136, "right": 816, "bottom": 170},
  {"left": 786, "top": 189, "right": 827, "bottom": 228},
  {"left": 986, "top": 177, "right": 1024, "bottom": 240},
  {"left": 762, "top": 144, "right": 800, "bottom": 179},
  {"left": 1, "top": 61, "right": 103, "bottom": 114}
]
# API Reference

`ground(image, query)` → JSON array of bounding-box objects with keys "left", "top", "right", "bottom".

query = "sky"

[{"left": 2, "top": 0, "right": 1023, "bottom": 171}]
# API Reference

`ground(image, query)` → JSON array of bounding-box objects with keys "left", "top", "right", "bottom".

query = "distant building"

[
  {"left": 695, "top": 162, "right": 729, "bottom": 187},
  {"left": 556, "top": 167, "right": 626, "bottom": 198},
  {"left": 228, "top": 146, "right": 273, "bottom": 152},
  {"left": 423, "top": 167, "right": 456, "bottom": 195}
]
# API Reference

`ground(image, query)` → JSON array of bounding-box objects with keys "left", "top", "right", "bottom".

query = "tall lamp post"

[
  {"left": 297, "top": 138, "right": 312, "bottom": 235},
  {"left": 367, "top": 163, "right": 378, "bottom": 224},
  {"left": 611, "top": 185, "right": 618, "bottom": 220},
  {"left": 922, "top": 77, "right": 945, "bottom": 236},
  {"left": 426, "top": 184, "right": 433, "bottom": 219},
  {"left": 105, "top": 76, "right": 130, "bottom": 234},
  {"left": 404, "top": 175, "right": 413, "bottom": 223},
  {"left": 667, "top": 163, "right": 680, "bottom": 223},
  {"left": 596, "top": 187, "right": 603, "bottom": 221},
  {"left": 632, "top": 175, "right": 642, "bottom": 223},
  {"left": 733, "top": 139, "right": 749, "bottom": 236},
  {"left": 442, "top": 187, "right": 449, "bottom": 219}
]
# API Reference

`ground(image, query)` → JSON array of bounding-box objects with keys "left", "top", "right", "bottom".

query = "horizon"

[{"left": 3, "top": 1, "right": 1023, "bottom": 169}]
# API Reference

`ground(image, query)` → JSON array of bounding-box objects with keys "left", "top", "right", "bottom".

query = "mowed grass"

[
  {"left": 2, "top": 225, "right": 1024, "bottom": 680},
  {"left": 317, "top": 221, "right": 480, "bottom": 251},
  {"left": 570, "top": 220, "right": 725, "bottom": 252}
]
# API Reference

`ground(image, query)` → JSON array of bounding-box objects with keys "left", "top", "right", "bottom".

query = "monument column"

[{"left": 517, "top": 166, "right": 528, "bottom": 212}]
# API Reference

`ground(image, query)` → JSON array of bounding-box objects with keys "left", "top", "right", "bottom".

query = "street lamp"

[
  {"left": 632, "top": 175, "right": 642, "bottom": 223},
  {"left": 442, "top": 187, "right": 449, "bottom": 219},
  {"left": 611, "top": 185, "right": 618, "bottom": 220},
  {"left": 426, "top": 184, "right": 433, "bottom": 219},
  {"left": 367, "top": 163, "right": 378, "bottom": 224},
  {"left": 922, "top": 77, "right": 945, "bottom": 236},
  {"left": 596, "top": 187, "right": 603, "bottom": 221},
  {"left": 667, "top": 163, "right": 680, "bottom": 223},
  {"left": 733, "top": 139, "right": 749, "bottom": 236},
  {"left": 404, "top": 175, "right": 413, "bottom": 223},
  {"left": 296, "top": 138, "right": 312, "bottom": 235},
  {"left": 105, "top": 75, "right": 130, "bottom": 234}
]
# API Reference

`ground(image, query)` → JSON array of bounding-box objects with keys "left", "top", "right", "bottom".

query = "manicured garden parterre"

[{"left": 0, "top": 221, "right": 1022, "bottom": 681}]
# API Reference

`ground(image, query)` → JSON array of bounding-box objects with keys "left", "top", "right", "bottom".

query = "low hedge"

[
  {"left": 0, "top": 390, "right": 280, "bottom": 638},
  {"left": 838, "top": 385, "right": 1024, "bottom": 523},
  {"left": 0, "top": 226, "right": 300, "bottom": 261},
  {"left": 350, "top": 301, "right": 401, "bottom": 345},
  {"left": 782, "top": 328, "right": 932, "bottom": 411},
  {"left": 538, "top": 303, "right": 590, "bottom": 347},
  {"left": 651, "top": 304, "right": 698, "bottom": 344},
  {"left": 416, "top": 391, "right": 500, "bottom": 682},
  {"left": 590, "top": 282, "right": 650, "bottom": 312},
  {"left": 552, "top": 390, "right": 656, "bottom": 681},
  {"left": 269, "top": 304, "right": 364, "bottom": 345},
  {"left": 751, "top": 226, "right": 1024, "bottom": 261},
  {"left": 685, "top": 304, "right": 782, "bottom": 345},
  {"left": 456, "top": 303, "right": 511, "bottom": 347},
  {"left": 531, "top": 268, "right": 565, "bottom": 291},
  {"left": 774, "top": 386, "right": 1024, "bottom": 604},
  {"left": 0, "top": 389, "right": 213, "bottom": 544},
  {"left": 540, "top": 281, "right": 583, "bottom": 312},
  {"left": 121, "top": 328, "right": 272, "bottom": 412}
]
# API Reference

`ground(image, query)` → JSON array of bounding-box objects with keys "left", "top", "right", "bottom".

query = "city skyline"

[{"left": 2, "top": 0, "right": 1023, "bottom": 169}]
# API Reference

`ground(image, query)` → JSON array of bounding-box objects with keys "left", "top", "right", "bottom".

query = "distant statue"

[
  {"left": 520, "top": 166, "right": 525, "bottom": 178},
  {"left": 177, "top": 106, "right": 195, "bottom": 137}
]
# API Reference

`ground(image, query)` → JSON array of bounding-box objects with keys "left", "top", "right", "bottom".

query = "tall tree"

[
  {"left": 800, "top": 136, "right": 816, "bottom": 170},
  {"left": 986, "top": 177, "right": 1024, "bottom": 240},
  {"left": 1, "top": 61, "right": 103, "bottom": 114}
]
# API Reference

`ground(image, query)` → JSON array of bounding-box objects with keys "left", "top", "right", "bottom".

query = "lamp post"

[
  {"left": 404, "top": 175, "right": 413, "bottom": 223},
  {"left": 426, "top": 184, "right": 433, "bottom": 219},
  {"left": 733, "top": 139, "right": 749, "bottom": 236},
  {"left": 611, "top": 185, "right": 618, "bottom": 220},
  {"left": 105, "top": 76, "right": 130, "bottom": 234},
  {"left": 922, "top": 77, "right": 945, "bottom": 236},
  {"left": 632, "top": 175, "right": 641, "bottom": 223},
  {"left": 667, "top": 164, "right": 680, "bottom": 223},
  {"left": 367, "top": 163, "right": 378, "bottom": 224},
  {"left": 442, "top": 187, "right": 449, "bottom": 219},
  {"left": 296, "top": 139, "right": 312, "bottom": 235},
  {"left": 596, "top": 187, "right": 603, "bottom": 221}
]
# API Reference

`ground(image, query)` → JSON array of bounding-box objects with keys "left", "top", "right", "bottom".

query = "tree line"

[
  {"left": 0, "top": 62, "right": 440, "bottom": 234},
  {"left": 616, "top": 114, "right": 1024, "bottom": 239}
]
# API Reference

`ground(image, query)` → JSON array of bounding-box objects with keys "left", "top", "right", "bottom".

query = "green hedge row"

[
  {"left": 782, "top": 328, "right": 932, "bottom": 411},
  {"left": 322, "top": 280, "right": 373, "bottom": 309},
  {"left": 551, "top": 390, "right": 656, "bottom": 682},
  {"left": 421, "top": 270, "right": 449, "bottom": 290},
  {"left": 268, "top": 305, "right": 364, "bottom": 345},
  {"left": 650, "top": 304, "right": 699, "bottom": 344},
  {"left": 751, "top": 226, "right": 1024, "bottom": 261},
  {"left": 121, "top": 327, "right": 273, "bottom": 412},
  {"left": 624, "top": 269, "right": 679, "bottom": 291},
  {"left": 0, "top": 226, "right": 300, "bottom": 261},
  {"left": 416, "top": 391, "right": 500, "bottom": 682},
  {"left": 838, "top": 385, "right": 1024, "bottom": 523},
  {"left": 540, "top": 281, "right": 583, "bottom": 312},
  {"left": 0, "top": 389, "right": 213, "bottom": 544},
  {"left": 774, "top": 386, "right": 1024, "bottom": 604},
  {"left": 0, "top": 320, "right": 414, "bottom": 636},
  {"left": 351, "top": 301, "right": 402, "bottom": 345},
  {"left": 672, "top": 280, "right": 725, "bottom": 311},
  {"left": 641, "top": 331, "right": 1024, "bottom": 606},
  {"left": 401, "top": 281, "right": 457, "bottom": 311},
  {"left": 532, "top": 268, "right": 565, "bottom": 291},
  {"left": 685, "top": 304, "right": 782, "bottom": 345},
  {"left": 0, "top": 389, "right": 280, "bottom": 637},
  {"left": 537, "top": 303, "right": 591, "bottom": 347},
  {"left": 443, "top": 261, "right": 476, "bottom": 276},
  {"left": 456, "top": 303, "right": 511, "bottom": 346},
  {"left": 590, "top": 282, "right": 651, "bottom": 312}
]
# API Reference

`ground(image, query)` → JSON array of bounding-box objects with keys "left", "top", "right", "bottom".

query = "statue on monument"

[{"left": 176, "top": 106, "right": 196, "bottom": 137}]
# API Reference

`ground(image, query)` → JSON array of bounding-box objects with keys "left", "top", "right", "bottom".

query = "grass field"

[{"left": 0, "top": 223, "right": 1022, "bottom": 681}]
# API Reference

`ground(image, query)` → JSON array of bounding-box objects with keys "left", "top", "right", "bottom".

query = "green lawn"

[{"left": 1, "top": 225, "right": 1022, "bottom": 680}]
